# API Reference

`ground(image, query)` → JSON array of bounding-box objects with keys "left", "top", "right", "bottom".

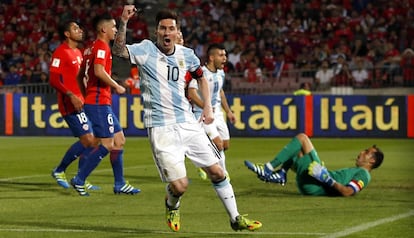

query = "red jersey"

[
  {"left": 82, "top": 39, "right": 112, "bottom": 105},
  {"left": 49, "top": 42, "right": 83, "bottom": 116}
]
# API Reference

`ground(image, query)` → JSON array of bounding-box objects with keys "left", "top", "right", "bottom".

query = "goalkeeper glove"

[{"left": 308, "top": 161, "right": 336, "bottom": 187}]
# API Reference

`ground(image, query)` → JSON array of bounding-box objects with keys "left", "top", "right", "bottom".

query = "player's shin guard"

[
  {"left": 165, "top": 184, "right": 181, "bottom": 209},
  {"left": 78, "top": 147, "right": 94, "bottom": 173},
  {"left": 213, "top": 178, "right": 239, "bottom": 220},
  {"left": 55, "top": 141, "right": 86, "bottom": 172},
  {"left": 77, "top": 144, "right": 109, "bottom": 183},
  {"left": 110, "top": 149, "right": 125, "bottom": 186}
]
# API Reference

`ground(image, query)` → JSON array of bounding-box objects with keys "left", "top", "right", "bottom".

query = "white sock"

[
  {"left": 213, "top": 178, "right": 239, "bottom": 222},
  {"left": 165, "top": 184, "right": 181, "bottom": 209},
  {"left": 265, "top": 162, "right": 274, "bottom": 172}
]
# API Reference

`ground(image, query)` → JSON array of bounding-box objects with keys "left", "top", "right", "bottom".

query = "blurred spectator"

[
  {"left": 262, "top": 48, "right": 275, "bottom": 73},
  {"left": 39, "top": 51, "right": 52, "bottom": 75},
  {"left": 227, "top": 44, "right": 242, "bottom": 69},
  {"left": 296, "top": 46, "right": 317, "bottom": 77},
  {"left": 130, "top": 14, "right": 149, "bottom": 43},
  {"left": 244, "top": 60, "right": 262, "bottom": 83},
  {"left": 20, "top": 68, "right": 35, "bottom": 84},
  {"left": 378, "top": 42, "right": 401, "bottom": 86},
  {"left": 332, "top": 54, "right": 347, "bottom": 75},
  {"left": 332, "top": 63, "right": 354, "bottom": 87},
  {"left": 272, "top": 53, "right": 288, "bottom": 81},
  {"left": 1, "top": 0, "right": 413, "bottom": 94},
  {"left": 4, "top": 25, "right": 17, "bottom": 46},
  {"left": 400, "top": 48, "right": 414, "bottom": 87},
  {"left": 187, "top": 37, "right": 205, "bottom": 61},
  {"left": 351, "top": 39, "right": 369, "bottom": 58},
  {"left": 351, "top": 57, "right": 370, "bottom": 88},
  {"left": 39, "top": 72, "right": 48, "bottom": 83},
  {"left": 315, "top": 60, "right": 334, "bottom": 90},
  {"left": 293, "top": 82, "right": 312, "bottom": 96},
  {"left": 222, "top": 33, "right": 237, "bottom": 53},
  {"left": 235, "top": 50, "right": 253, "bottom": 73},
  {"left": 125, "top": 66, "right": 141, "bottom": 95},
  {"left": 4, "top": 65, "right": 22, "bottom": 91}
]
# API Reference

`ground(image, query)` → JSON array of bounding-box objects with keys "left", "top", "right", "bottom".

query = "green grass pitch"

[{"left": 0, "top": 136, "right": 413, "bottom": 238}]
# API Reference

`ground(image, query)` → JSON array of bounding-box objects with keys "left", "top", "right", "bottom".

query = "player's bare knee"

[
  {"left": 101, "top": 140, "right": 115, "bottom": 151},
  {"left": 170, "top": 180, "right": 188, "bottom": 195},
  {"left": 296, "top": 133, "right": 307, "bottom": 140},
  {"left": 79, "top": 134, "right": 95, "bottom": 147},
  {"left": 296, "top": 133, "right": 309, "bottom": 144},
  {"left": 114, "top": 138, "right": 125, "bottom": 147},
  {"left": 207, "top": 164, "right": 225, "bottom": 182}
]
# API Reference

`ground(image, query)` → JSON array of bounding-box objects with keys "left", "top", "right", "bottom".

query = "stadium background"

[
  {"left": 0, "top": 0, "right": 413, "bottom": 137},
  {"left": 0, "top": 2, "right": 413, "bottom": 237}
]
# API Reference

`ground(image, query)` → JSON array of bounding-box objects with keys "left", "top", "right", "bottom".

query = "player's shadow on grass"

[
  {"left": 236, "top": 185, "right": 299, "bottom": 198},
  {"left": 89, "top": 174, "right": 162, "bottom": 184},
  {"left": 0, "top": 180, "right": 71, "bottom": 196}
]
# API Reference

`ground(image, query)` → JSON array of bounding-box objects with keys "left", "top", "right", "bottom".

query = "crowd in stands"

[
  {"left": 1, "top": 0, "right": 414, "bottom": 94},
  {"left": 171, "top": 0, "right": 414, "bottom": 90}
]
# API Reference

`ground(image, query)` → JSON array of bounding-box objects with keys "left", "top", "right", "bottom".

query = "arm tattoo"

[{"left": 113, "top": 21, "right": 129, "bottom": 59}]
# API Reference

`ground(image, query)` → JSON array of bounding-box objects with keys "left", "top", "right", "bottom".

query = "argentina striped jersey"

[
  {"left": 126, "top": 40, "right": 199, "bottom": 127},
  {"left": 189, "top": 66, "right": 225, "bottom": 119}
]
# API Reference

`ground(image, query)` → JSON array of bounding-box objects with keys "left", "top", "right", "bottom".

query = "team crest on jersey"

[
  {"left": 51, "top": 58, "right": 60, "bottom": 67},
  {"left": 109, "top": 126, "right": 114, "bottom": 133},
  {"left": 178, "top": 60, "right": 185, "bottom": 68},
  {"left": 82, "top": 124, "right": 89, "bottom": 131},
  {"left": 97, "top": 49, "right": 105, "bottom": 59}
]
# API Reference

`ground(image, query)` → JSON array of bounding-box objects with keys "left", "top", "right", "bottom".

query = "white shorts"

[
  {"left": 148, "top": 121, "right": 219, "bottom": 182},
  {"left": 203, "top": 112, "right": 230, "bottom": 140}
]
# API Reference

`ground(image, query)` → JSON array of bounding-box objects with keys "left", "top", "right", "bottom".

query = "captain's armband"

[{"left": 190, "top": 66, "right": 203, "bottom": 79}]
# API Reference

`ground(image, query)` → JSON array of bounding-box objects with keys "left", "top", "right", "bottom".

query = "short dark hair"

[
  {"left": 58, "top": 19, "right": 79, "bottom": 41},
  {"left": 206, "top": 43, "right": 225, "bottom": 57},
  {"left": 92, "top": 12, "right": 114, "bottom": 31},
  {"left": 155, "top": 9, "right": 178, "bottom": 26},
  {"left": 371, "top": 145, "right": 384, "bottom": 169}
]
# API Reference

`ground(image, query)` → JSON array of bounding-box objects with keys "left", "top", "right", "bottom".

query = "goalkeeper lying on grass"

[{"left": 244, "top": 133, "right": 384, "bottom": 197}]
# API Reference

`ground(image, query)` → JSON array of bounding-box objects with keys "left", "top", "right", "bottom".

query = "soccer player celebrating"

[
  {"left": 70, "top": 13, "right": 140, "bottom": 196},
  {"left": 245, "top": 133, "right": 384, "bottom": 196},
  {"left": 187, "top": 43, "right": 236, "bottom": 179},
  {"left": 49, "top": 20, "right": 98, "bottom": 190},
  {"left": 113, "top": 6, "right": 261, "bottom": 232}
]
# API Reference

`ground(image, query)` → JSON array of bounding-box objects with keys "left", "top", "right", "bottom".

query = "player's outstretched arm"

[{"left": 113, "top": 5, "right": 136, "bottom": 59}]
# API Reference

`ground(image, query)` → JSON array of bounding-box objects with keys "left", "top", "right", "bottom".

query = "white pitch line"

[
  {"left": 0, "top": 227, "right": 326, "bottom": 236},
  {"left": 320, "top": 210, "right": 414, "bottom": 238},
  {"left": 0, "top": 228, "right": 97, "bottom": 233}
]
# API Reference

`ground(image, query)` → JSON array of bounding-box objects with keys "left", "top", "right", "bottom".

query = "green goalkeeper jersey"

[
  {"left": 294, "top": 153, "right": 371, "bottom": 196},
  {"left": 328, "top": 167, "right": 371, "bottom": 195}
]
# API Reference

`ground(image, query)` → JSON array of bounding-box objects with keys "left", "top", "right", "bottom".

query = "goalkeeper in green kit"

[{"left": 244, "top": 133, "right": 384, "bottom": 197}]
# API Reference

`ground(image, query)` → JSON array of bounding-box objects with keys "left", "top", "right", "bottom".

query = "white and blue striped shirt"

[
  {"left": 189, "top": 66, "right": 225, "bottom": 119},
  {"left": 126, "top": 40, "right": 200, "bottom": 127}
]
